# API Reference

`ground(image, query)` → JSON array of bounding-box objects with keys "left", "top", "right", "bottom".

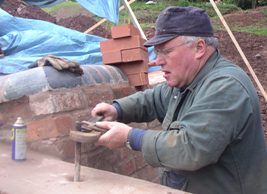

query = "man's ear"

[{"left": 195, "top": 39, "right": 206, "bottom": 59}]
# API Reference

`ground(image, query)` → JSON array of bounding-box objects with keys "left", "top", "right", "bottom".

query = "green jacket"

[{"left": 116, "top": 51, "right": 267, "bottom": 194}]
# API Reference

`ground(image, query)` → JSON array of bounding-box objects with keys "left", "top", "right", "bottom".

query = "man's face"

[{"left": 154, "top": 37, "right": 200, "bottom": 88}]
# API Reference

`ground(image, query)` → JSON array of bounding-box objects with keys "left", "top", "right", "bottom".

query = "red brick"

[
  {"left": 115, "top": 158, "right": 136, "bottom": 176},
  {"left": 134, "top": 154, "right": 147, "bottom": 170},
  {"left": 56, "top": 137, "right": 75, "bottom": 160},
  {"left": 118, "top": 147, "right": 137, "bottom": 160},
  {"left": 82, "top": 85, "right": 114, "bottom": 106},
  {"left": 116, "top": 61, "right": 148, "bottom": 74},
  {"left": 28, "top": 138, "right": 60, "bottom": 157},
  {"left": 131, "top": 165, "right": 160, "bottom": 183},
  {"left": 111, "top": 84, "right": 135, "bottom": 99},
  {"left": 102, "top": 50, "right": 122, "bottom": 64},
  {"left": 86, "top": 148, "right": 120, "bottom": 172},
  {"left": 111, "top": 24, "right": 140, "bottom": 39},
  {"left": 27, "top": 115, "right": 73, "bottom": 142},
  {"left": 54, "top": 115, "right": 73, "bottom": 134},
  {"left": 29, "top": 90, "right": 87, "bottom": 115},
  {"left": 100, "top": 35, "right": 146, "bottom": 53},
  {"left": 128, "top": 72, "right": 149, "bottom": 86},
  {"left": 0, "top": 97, "right": 32, "bottom": 131},
  {"left": 73, "top": 109, "right": 92, "bottom": 123},
  {"left": 114, "top": 61, "right": 149, "bottom": 87},
  {"left": 121, "top": 48, "right": 148, "bottom": 63}
]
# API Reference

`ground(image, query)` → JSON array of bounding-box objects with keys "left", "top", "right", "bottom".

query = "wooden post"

[
  {"left": 74, "top": 142, "right": 81, "bottom": 182},
  {"left": 209, "top": 0, "right": 267, "bottom": 102},
  {"left": 73, "top": 121, "right": 81, "bottom": 182}
]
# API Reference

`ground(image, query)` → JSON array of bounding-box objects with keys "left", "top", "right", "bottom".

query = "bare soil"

[{"left": 1, "top": 1, "right": 266, "bottom": 139}]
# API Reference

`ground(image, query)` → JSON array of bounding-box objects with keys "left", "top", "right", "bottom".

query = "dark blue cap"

[{"left": 144, "top": 6, "right": 214, "bottom": 47}]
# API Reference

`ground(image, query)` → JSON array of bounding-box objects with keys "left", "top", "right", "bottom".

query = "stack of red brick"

[{"left": 100, "top": 24, "right": 149, "bottom": 87}]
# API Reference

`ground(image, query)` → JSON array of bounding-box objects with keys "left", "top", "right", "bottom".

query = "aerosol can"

[{"left": 11, "top": 117, "right": 27, "bottom": 160}]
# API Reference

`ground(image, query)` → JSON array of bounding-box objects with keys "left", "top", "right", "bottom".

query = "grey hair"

[{"left": 181, "top": 36, "right": 219, "bottom": 49}]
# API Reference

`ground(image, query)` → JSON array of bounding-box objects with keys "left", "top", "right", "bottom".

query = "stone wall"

[
  {"left": 0, "top": 23, "right": 163, "bottom": 183},
  {"left": 0, "top": 80, "right": 162, "bottom": 183}
]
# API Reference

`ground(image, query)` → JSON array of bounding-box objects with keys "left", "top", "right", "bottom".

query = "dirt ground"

[{"left": 1, "top": 1, "right": 266, "bottom": 139}]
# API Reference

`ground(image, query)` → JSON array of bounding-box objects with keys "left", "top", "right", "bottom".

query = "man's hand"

[
  {"left": 91, "top": 102, "right": 118, "bottom": 121},
  {"left": 95, "top": 121, "right": 132, "bottom": 149}
]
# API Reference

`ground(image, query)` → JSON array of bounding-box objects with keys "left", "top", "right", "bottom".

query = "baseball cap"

[{"left": 144, "top": 6, "right": 214, "bottom": 47}]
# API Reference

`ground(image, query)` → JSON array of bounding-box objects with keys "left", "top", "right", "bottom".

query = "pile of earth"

[{"left": 1, "top": 0, "right": 266, "bottom": 139}]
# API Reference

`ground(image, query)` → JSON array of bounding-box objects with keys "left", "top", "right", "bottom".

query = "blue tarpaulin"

[
  {"left": 0, "top": 6, "right": 158, "bottom": 75},
  {"left": 23, "top": 0, "right": 120, "bottom": 24},
  {"left": 0, "top": 8, "right": 105, "bottom": 74},
  {"left": 75, "top": 0, "right": 120, "bottom": 24}
]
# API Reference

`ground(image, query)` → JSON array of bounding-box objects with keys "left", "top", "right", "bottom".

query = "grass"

[
  {"left": 119, "top": 0, "right": 177, "bottom": 28},
  {"left": 42, "top": 1, "right": 78, "bottom": 15},
  {"left": 119, "top": 0, "right": 240, "bottom": 30},
  {"left": 262, "top": 9, "right": 267, "bottom": 19},
  {"left": 43, "top": 0, "right": 266, "bottom": 37},
  {"left": 234, "top": 26, "right": 267, "bottom": 36}
]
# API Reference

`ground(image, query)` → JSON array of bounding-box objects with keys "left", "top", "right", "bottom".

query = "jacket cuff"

[
  {"left": 128, "top": 128, "right": 145, "bottom": 151},
  {"left": 112, "top": 101, "right": 122, "bottom": 121},
  {"left": 142, "top": 130, "right": 162, "bottom": 167}
]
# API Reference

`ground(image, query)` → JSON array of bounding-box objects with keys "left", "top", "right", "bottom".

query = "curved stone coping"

[
  {"left": 0, "top": 65, "right": 128, "bottom": 103},
  {"left": 0, "top": 143, "right": 188, "bottom": 194}
]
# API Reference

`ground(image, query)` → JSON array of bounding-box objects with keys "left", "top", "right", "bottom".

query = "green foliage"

[
  {"left": 42, "top": 1, "right": 79, "bottom": 14},
  {"left": 258, "top": 0, "right": 267, "bottom": 6},
  {"left": 222, "top": 0, "right": 237, "bottom": 4},
  {"left": 43, "top": 0, "right": 266, "bottom": 37},
  {"left": 126, "top": 0, "right": 177, "bottom": 13},
  {"left": 234, "top": 26, "right": 267, "bottom": 36},
  {"left": 119, "top": 0, "right": 177, "bottom": 27},
  {"left": 262, "top": 10, "right": 267, "bottom": 19},
  {"left": 177, "top": 0, "right": 191, "bottom": 7},
  {"left": 174, "top": 1, "right": 240, "bottom": 17}
]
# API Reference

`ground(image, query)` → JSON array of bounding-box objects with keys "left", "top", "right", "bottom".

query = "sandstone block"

[{"left": 111, "top": 24, "right": 140, "bottom": 39}]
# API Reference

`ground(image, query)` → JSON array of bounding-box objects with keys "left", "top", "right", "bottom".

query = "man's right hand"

[{"left": 91, "top": 102, "right": 118, "bottom": 121}]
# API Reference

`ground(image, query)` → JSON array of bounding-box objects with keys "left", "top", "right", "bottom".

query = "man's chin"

[
  {"left": 166, "top": 80, "right": 181, "bottom": 88},
  {"left": 166, "top": 81, "right": 176, "bottom": 87}
]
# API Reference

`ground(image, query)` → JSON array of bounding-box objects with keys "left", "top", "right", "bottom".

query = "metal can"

[{"left": 11, "top": 117, "right": 27, "bottom": 160}]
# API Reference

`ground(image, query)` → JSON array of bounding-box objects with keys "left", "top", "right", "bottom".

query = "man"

[{"left": 92, "top": 6, "right": 267, "bottom": 194}]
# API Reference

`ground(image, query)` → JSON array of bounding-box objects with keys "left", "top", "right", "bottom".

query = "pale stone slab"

[{"left": 0, "top": 143, "right": 190, "bottom": 194}]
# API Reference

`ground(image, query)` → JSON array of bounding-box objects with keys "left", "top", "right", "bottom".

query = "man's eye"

[{"left": 162, "top": 49, "right": 172, "bottom": 55}]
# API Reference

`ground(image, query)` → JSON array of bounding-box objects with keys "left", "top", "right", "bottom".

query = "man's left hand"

[{"left": 95, "top": 121, "right": 132, "bottom": 149}]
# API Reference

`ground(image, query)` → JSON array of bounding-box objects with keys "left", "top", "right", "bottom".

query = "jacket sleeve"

[
  {"left": 142, "top": 74, "right": 255, "bottom": 171},
  {"left": 114, "top": 83, "right": 172, "bottom": 123}
]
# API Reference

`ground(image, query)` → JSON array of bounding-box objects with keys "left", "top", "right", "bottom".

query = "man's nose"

[{"left": 155, "top": 55, "right": 165, "bottom": 66}]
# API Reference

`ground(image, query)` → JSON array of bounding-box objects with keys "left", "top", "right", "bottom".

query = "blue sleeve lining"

[
  {"left": 112, "top": 101, "right": 122, "bottom": 121},
  {"left": 129, "top": 128, "right": 145, "bottom": 151}
]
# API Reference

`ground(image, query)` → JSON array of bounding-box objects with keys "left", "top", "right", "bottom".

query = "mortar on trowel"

[{"left": 69, "top": 115, "right": 105, "bottom": 182}]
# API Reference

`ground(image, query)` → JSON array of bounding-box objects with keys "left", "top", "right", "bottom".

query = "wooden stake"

[
  {"left": 74, "top": 142, "right": 81, "bottom": 182},
  {"left": 209, "top": 0, "right": 267, "bottom": 102}
]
